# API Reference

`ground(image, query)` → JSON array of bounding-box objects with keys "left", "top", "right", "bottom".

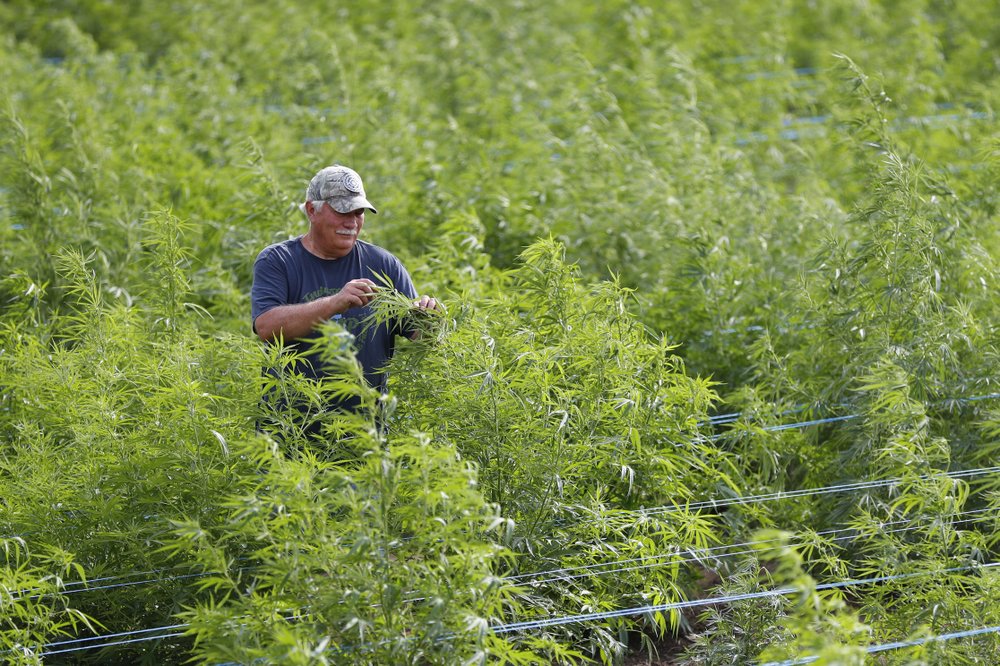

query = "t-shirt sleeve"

[
  {"left": 362, "top": 252, "right": 417, "bottom": 299},
  {"left": 390, "top": 258, "right": 418, "bottom": 300},
  {"left": 251, "top": 247, "right": 290, "bottom": 334}
]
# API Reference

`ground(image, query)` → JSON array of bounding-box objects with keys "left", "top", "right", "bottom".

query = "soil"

[
  {"left": 620, "top": 566, "right": 724, "bottom": 665},
  {"left": 622, "top": 634, "right": 694, "bottom": 665}
]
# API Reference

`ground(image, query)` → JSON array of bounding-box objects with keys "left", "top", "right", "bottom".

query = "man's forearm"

[
  {"left": 254, "top": 298, "right": 338, "bottom": 341},
  {"left": 254, "top": 279, "right": 379, "bottom": 342}
]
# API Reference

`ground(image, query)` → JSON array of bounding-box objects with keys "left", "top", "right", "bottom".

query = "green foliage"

[
  {"left": 384, "top": 238, "right": 735, "bottom": 660},
  {"left": 167, "top": 432, "right": 531, "bottom": 666},
  {"left": 679, "top": 558, "right": 790, "bottom": 665},
  {"left": 0, "top": 237, "right": 262, "bottom": 663},
  {"left": 1, "top": 0, "right": 999, "bottom": 663},
  {"left": 753, "top": 532, "right": 870, "bottom": 666},
  {"left": 0, "top": 538, "right": 96, "bottom": 665},
  {"left": 391, "top": 238, "right": 729, "bottom": 516}
]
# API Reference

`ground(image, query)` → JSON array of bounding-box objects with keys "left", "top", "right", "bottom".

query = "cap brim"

[{"left": 330, "top": 195, "right": 377, "bottom": 215}]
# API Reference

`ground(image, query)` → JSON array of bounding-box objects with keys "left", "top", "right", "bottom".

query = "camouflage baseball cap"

[{"left": 305, "top": 165, "right": 377, "bottom": 214}]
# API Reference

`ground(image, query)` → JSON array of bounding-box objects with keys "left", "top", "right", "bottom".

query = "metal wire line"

[
  {"left": 18, "top": 442, "right": 1000, "bottom": 649},
  {"left": 563, "top": 390, "right": 1000, "bottom": 525},
  {"left": 699, "top": 413, "right": 859, "bottom": 443},
  {"left": 40, "top": 623, "right": 189, "bottom": 650},
  {"left": 53, "top": 566, "right": 207, "bottom": 593},
  {"left": 492, "top": 561, "right": 1000, "bottom": 635},
  {"left": 9, "top": 568, "right": 225, "bottom": 604},
  {"left": 30, "top": 560, "right": 1000, "bottom": 658},
  {"left": 701, "top": 390, "right": 1000, "bottom": 431},
  {"left": 867, "top": 625, "right": 1000, "bottom": 655},
  {"left": 509, "top": 506, "right": 1000, "bottom": 587},
  {"left": 762, "top": 624, "right": 1000, "bottom": 665},
  {"left": 519, "top": 508, "right": 990, "bottom": 582},
  {"left": 630, "top": 464, "right": 1000, "bottom": 519},
  {"left": 344, "top": 508, "right": 1000, "bottom": 611},
  {"left": 41, "top": 632, "right": 190, "bottom": 657},
  {"left": 220, "top": 608, "right": 1000, "bottom": 664},
  {"left": 8, "top": 399, "right": 999, "bottom": 605}
]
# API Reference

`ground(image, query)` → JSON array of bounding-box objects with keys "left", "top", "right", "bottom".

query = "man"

[{"left": 251, "top": 164, "right": 437, "bottom": 422}]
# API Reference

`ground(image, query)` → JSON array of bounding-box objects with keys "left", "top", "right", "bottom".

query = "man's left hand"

[{"left": 414, "top": 295, "right": 438, "bottom": 311}]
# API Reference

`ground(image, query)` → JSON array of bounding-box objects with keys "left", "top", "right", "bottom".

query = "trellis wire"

[
  {"left": 39, "top": 623, "right": 189, "bottom": 657},
  {"left": 867, "top": 625, "right": 1000, "bottom": 655},
  {"left": 635, "top": 464, "right": 1000, "bottom": 519},
  {"left": 761, "top": 624, "right": 1000, "bottom": 665},
  {"left": 248, "top": 506, "right": 1000, "bottom": 610},
  {"left": 512, "top": 506, "right": 999, "bottom": 587},
  {"left": 27, "top": 562, "right": 996, "bottom": 657},
  {"left": 492, "top": 562, "right": 1000, "bottom": 635},
  {"left": 703, "top": 390, "right": 1000, "bottom": 428},
  {"left": 8, "top": 565, "right": 226, "bottom": 604},
  {"left": 698, "top": 390, "right": 1000, "bottom": 445}
]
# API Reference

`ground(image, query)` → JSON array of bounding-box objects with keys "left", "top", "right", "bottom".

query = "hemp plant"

[
  {"left": 382, "top": 237, "right": 738, "bottom": 661},
  {"left": 711, "top": 57, "right": 1000, "bottom": 662},
  {"left": 163, "top": 341, "right": 536, "bottom": 665},
  {"left": 0, "top": 538, "right": 96, "bottom": 665},
  {"left": 0, "top": 230, "right": 263, "bottom": 663}
]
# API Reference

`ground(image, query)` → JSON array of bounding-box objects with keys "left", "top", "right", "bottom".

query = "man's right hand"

[{"left": 331, "top": 278, "right": 379, "bottom": 313}]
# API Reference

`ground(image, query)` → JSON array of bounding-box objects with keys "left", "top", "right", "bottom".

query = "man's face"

[{"left": 307, "top": 202, "right": 365, "bottom": 258}]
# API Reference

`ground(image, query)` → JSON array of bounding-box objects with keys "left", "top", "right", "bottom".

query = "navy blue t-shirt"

[{"left": 251, "top": 237, "right": 417, "bottom": 393}]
